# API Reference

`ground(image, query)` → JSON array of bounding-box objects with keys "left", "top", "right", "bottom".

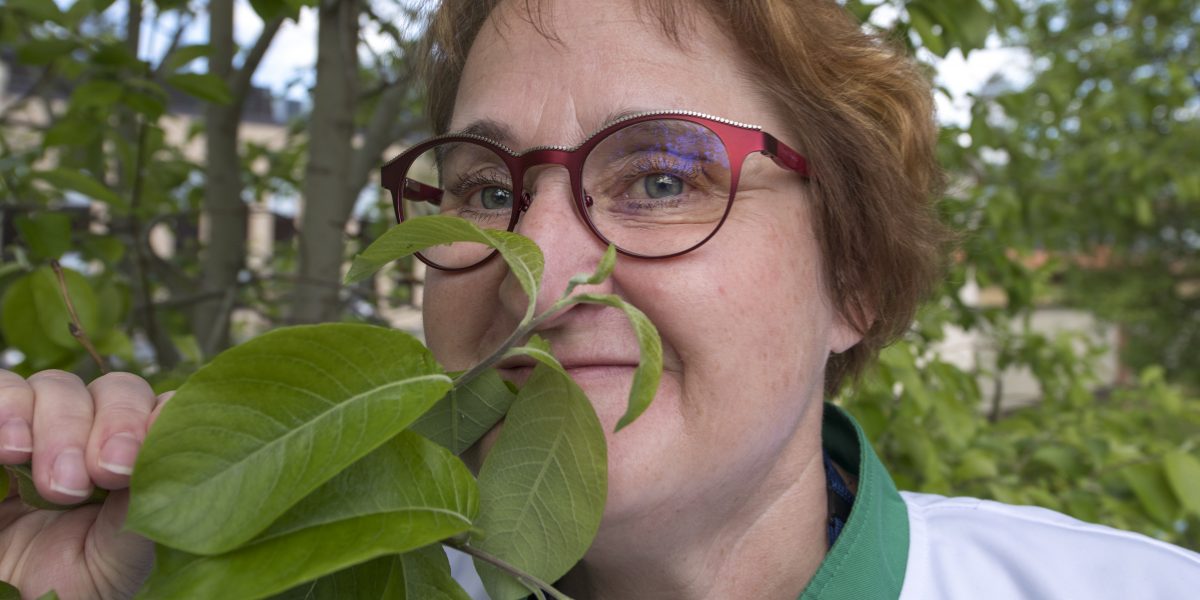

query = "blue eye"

[
  {"left": 643, "top": 174, "right": 684, "bottom": 198},
  {"left": 480, "top": 187, "right": 514, "bottom": 209}
]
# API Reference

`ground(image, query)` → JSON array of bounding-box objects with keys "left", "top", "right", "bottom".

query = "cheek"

[
  {"left": 422, "top": 268, "right": 506, "bottom": 371},
  {"left": 647, "top": 212, "right": 830, "bottom": 407}
]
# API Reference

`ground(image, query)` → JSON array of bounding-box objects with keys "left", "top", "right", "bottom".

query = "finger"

[
  {"left": 0, "top": 370, "right": 34, "bottom": 464},
  {"left": 148, "top": 390, "right": 175, "bottom": 429},
  {"left": 85, "top": 373, "right": 157, "bottom": 489},
  {"left": 88, "top": 490, "right": 155, "bottom": 595},
  {"left": 28, "top": 370, "right": 95, "bottom": 504}
]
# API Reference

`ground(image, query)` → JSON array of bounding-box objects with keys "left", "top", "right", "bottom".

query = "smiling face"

[{"left": 422, "top": 0, "right": 860, "bottom": 553}]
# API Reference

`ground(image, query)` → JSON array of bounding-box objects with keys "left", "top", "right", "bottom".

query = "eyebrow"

[
  {"left": 454, "top": 119, "right": 518, "bottom": 146},
  {"left": 451, "top": 107, "right": 654, "bottom": 150}
]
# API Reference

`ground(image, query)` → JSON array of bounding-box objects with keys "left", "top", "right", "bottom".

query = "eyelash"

[
  {"left": 634, "top": 154, "right": 703, "bottom": 180},
  {"left": 449, "top": 171, "right": 513, "bottom": 202}
]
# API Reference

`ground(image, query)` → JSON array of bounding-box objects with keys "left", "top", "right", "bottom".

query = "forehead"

[{"left": 450, "top": 0, "right": 764, "bottom": 150}]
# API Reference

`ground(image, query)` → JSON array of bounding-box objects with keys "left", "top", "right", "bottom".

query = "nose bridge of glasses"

[{"left": 515, "top": 147, "right": 584, "bottom": 208}]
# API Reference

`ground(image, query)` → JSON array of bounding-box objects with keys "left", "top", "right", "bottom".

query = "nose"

[{"left": 498, "top": 166, "right": 613, "bottom": 323}]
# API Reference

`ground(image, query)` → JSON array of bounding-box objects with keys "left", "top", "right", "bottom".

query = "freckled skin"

[{"left": 423, "top": 1, "right": 863, "bottom": 598}]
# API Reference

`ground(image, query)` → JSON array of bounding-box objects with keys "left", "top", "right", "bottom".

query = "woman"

[{"left": 2, "top": 0, "right": 1198, "bottom": 598}]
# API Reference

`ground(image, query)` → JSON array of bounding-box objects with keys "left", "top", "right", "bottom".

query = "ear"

[{"left": 829, "top": 310, "right": 868, "bottom": 355}]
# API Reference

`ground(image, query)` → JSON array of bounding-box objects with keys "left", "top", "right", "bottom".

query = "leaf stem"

[
  {"left": 49, "top": 260, "right": 108, "bottom": 374},
  {"left": 446, "top": 541, "right": 574, "bottom": 600},
  {"left": 451, "top": 295, "right": 576, "bottom": 389}
]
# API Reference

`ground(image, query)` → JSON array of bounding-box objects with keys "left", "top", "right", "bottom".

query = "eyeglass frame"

[{"left": 380, "top": 110, "right": 812, "bottom": 272}]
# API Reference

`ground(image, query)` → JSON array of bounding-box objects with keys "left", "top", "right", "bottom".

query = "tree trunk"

[
  {"left": 192, "top": 3, "right": 282, "bottom": 356},
  {"left": 194, "top": 0, "right": 244, "bottom": 355},
  {"left": 291, "top": 0, "right": 361, "bottom": 324}
]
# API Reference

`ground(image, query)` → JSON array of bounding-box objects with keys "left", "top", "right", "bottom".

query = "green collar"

[{"left": 798, "top": 403, "right": 910, "bottom": 600}]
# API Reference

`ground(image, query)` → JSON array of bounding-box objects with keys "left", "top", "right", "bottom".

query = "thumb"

[{"left": 89, "top": 490, "right": 155, "bottom": 595}]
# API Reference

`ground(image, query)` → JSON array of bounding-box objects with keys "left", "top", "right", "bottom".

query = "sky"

[{"left": 135, "top": 1, "right": 1033, "bottom": 129}]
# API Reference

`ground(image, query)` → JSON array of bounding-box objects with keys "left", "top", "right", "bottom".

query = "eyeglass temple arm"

[
  {"left": 762, "top": 134, "right": 811, "bottom": 178},
  {"left": 403, "top": 178, "right": 444, "bottom": 206}
]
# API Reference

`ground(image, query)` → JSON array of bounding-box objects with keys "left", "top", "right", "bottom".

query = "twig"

[
  {"left": 445, "top": 541, "right": 573, "bottom": 600},
  {"left": 128, "top": 119, "right": 180, "bottom": 369},
  {"left": 49, "top": 260, "right": 108, "bottom": 374},
  {"left": 202, "top": 286, "right": 237, "bottom": 358}
]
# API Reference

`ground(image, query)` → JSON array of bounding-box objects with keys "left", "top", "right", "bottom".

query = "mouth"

[{"left": 495, "top": 356, "right": 638, "bottom": 386}]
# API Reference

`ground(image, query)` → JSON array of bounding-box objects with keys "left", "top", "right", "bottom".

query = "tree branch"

[
  {"left": 445, "top": 541, "right": 572, "bottom": 600},
  {"left": 152, "top": 9, "right": 196, "bottom": 77},
  {"left": 350, "top": 79, "right": 424, "bottom": 193},
  {"left": 49, "top": 260, "right": 108, "bottom": 374},
  {"left": 229, "top": 17, "right": 285, "bottom": 104}
]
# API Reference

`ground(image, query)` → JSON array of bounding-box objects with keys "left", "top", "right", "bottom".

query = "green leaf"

[
  {"left": 32, "top": 168, "right": 126, "bottom": 209},
  {"left": 128, "top": 324, "right": 453, "bottom": 555},
  {"left": 410, "top": 369, "right": 517, "bottom": 455},
  {"left": 953, "top": 448, "right": 999, "bottom": 480},
  {"left": 4, "top": 464, "right": 108, "bottom": 510},
  {"left": 161, "top": 44, "right": 213, "bottom": 72},
  {"left": 1163, "top": 451, "right": 1200, "bottom": 516},
  {"left": 14, "top": 212, "right": 72, "bottom": 260},
  {"left": 0, "top": 581, "right": 18, "bottom": 600},
  {"left": 90, "top": 41, "right": 140, "bottom": 68},
  {"left": 499, "top": 336, "right": 564, "bottom": 379},
  {"left": 471, "top": 364, "right": 607, "bottom": 600},
  {"left": 42, "top": 117, "right": 101, "bottom": 149},
  {"left": 81, "top": 235, "right": 126, "bottom": 264},
  {"left": 565, "top": 293, "right": 663, "bottom": 431},
  {"left": 907, "top": 5, "right": 947, "bottom": 57},
  {"left": 29, "top": 266, "right": 100, "bottom": 351},
  {"left": 1121, "top": 462, "right": 1179, "bottom": 527},
  {"left": 249, "top": 0, "right": 302, "bottom": 21},
  {"left": 139, "top": 432, "right": 476, "bottom": 599},
  {"left": 391, "top": 546, "right": 473, "bottom": 600},
  {"left": 94, "top": 329, "right": 134, "bottom": 362},
  {"left": 70, "top": 79, "right": 124, "bottom": 110},
  {"left": 0, "top": 273, "right": 71, "bottom": 369},
  {"left": 347, "top": 216, "right": 544, "bottom": 321},
  {"left": 273, "top": 545, "right": 470, "bottom": 600},
  {"left": 565, "top": 244, "right": 617, "bottom": 292},
  {"left": 16, "top": 39, "right": 75, "bottom": 65},
  {"left": 7, "top": 0, "right": 67, "bottom": 24},
  {"left": 164, "top": 73, "right": 233, "bottom": 105}
]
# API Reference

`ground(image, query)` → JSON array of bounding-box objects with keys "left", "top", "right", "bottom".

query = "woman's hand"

[{"left": 0, "top": 369, "right": 167, "bottom": 600}]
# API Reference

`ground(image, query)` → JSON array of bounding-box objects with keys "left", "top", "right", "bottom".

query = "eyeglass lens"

[{"left": 400, "top": 118, "right": 734, "bottom": 269}]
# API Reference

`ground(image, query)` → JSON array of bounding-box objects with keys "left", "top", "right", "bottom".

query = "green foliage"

[
  {"left": 164, "top": 73, "right": 233, "bottom": 105},
  {"left": 410, "top": 370, "right": 517, "bottom": 456},
  {"left": 472, "top": 365, "right": 607, "bottom": 600},
  {"left": 138, "top": 432, "right": 477, "bottom": 598},
  {"left": 0, "top": 266, "right": 105, "bottom": 372},
  {"left": 832, "top": 0, "right": 1200, "bottom": 552},
  {"left": 128, "top": 324, "right": 453, "bottom": 555},
  {"left": 347, "top": 216, "right": 545, "bottom": 321},
  {"left": 275, "top": 546, "right": 471, "bottom": 600},
  {"left": 120, "top": 217, "right": 662, "bottom": 598}
]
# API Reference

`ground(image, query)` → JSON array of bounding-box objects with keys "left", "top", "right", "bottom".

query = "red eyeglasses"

[{"left": 381, "top": 110, "right": 811, "bottom": 271}]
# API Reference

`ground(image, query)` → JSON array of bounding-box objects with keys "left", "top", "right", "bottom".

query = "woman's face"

[{"left": 423, "top": 0, "right": 860, "bottom": 537}]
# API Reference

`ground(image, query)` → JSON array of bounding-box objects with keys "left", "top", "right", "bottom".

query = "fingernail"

[
  {"left": 51, "top": 448, "right": 91, "bottom": 498},
  {"left": 0, "top": 418, "right": 32, "bottom": 453},
  {"left": 99, "top": 432, "right": 140, "bottom": 476}
]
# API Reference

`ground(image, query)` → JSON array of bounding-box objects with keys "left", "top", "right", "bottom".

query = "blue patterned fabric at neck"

[{"left": 824, "top": 449, "right": 856, "bottom": 549}]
